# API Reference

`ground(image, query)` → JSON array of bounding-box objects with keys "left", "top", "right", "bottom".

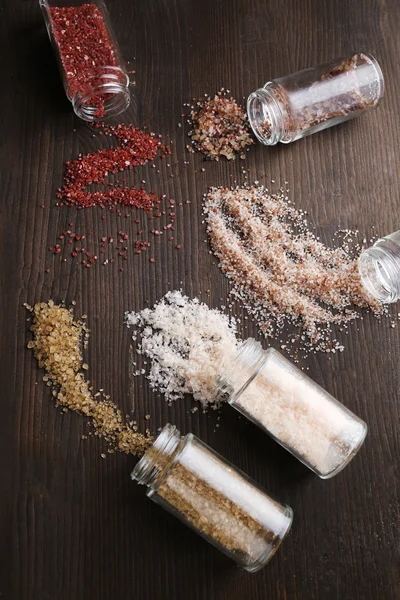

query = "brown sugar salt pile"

[
  {"left": 204, "top": 185, "right": 384, "bottom": 354},
  {"left": 186, "top": 90, "right": 254, "bottom": 160},
  {"left": 26, "top": 301, "right": 151, "bottom": 456}
]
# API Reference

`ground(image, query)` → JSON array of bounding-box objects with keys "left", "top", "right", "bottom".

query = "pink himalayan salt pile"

[{"left": 203, "top": 185, "right": 384, "bottom": 355}]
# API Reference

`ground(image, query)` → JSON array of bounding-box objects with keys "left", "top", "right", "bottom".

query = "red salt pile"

[{"left": 57, "top": 124, "right": 170, "bottom": 209}]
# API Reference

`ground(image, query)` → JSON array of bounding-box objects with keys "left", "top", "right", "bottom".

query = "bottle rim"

[
  {"left": 229, "top": 341, "right": 271, "bottom": 406},
  {"left": 72, "top": 66, "right": 130, "bottom": 122},
  {"left": 247, "top": 85, "right": 285, "bottom": 145},
  {"left": 131, "top": 423, "right": 181, "bottom": 488},
  {"left": 358, "top": 243, "right": 400, "bottom": 303},
  {"left": 217, "top": 339, "right": 271, "bottom": 405}
]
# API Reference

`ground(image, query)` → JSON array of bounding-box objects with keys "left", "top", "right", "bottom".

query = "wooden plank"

[{"left": 0, "top": 0, "right": 399, "bottom": 598}]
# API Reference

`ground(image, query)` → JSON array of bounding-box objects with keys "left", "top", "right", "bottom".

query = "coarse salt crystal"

[{"left": 125, "top": 291, "right": 240, "bottom": 408}]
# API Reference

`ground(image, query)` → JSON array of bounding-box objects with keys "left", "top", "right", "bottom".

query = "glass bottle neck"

[
  {"left": 247, "top": 83, "right": 290, "bottom": 145},
  {"left": 358, "top": 235, "right": 400, "bottom": 303},
  {"left": 131, "top": 424, "right": 182, "bottom": 488},
  {"left": 71, "top": 66, "right": 130, "bottom": 122},
  {"left": 217, "top": 339, "right": 270, "bottom": 403}
]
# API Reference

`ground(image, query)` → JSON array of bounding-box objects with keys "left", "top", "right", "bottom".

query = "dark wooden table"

[{"left": 1, "top": 0, "right": 399, "bottom": 598}]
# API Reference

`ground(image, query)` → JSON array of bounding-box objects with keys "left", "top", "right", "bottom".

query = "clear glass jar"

[
  {"left": 247, "top": 53, "right": 384, "bottom": 145},
  {"left": 39, "top": 0, "right": 130, "bottom": 121},
  {"left": 132, "top": 424, "right": 293, "bottom": 572},
  {"left": 218, "top": 340, "right": 367, "bottom": 479},
  {"left": 358, "top": 230, "right": 400, "bottom": 303}
]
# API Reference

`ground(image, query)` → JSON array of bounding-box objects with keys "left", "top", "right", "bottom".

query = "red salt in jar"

[{"left": 40, "top": 0, "right": 130, "bottom": 121}]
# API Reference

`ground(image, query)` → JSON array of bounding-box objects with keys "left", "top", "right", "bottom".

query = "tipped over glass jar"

[
  {"left": 247, "top": 53, "right": 384, "bottom": 145},
  {"left": 218, "top": 340, "right": 368, "bottom": 478},
  {"left": 132, "top": 424, "right": 293, "bottom": 572},
  {"left": 40, "top": 0, "right": 130, "bottom": 121},
  {"left": 358, "top": 230, "right": 400, "bottom": 303}
]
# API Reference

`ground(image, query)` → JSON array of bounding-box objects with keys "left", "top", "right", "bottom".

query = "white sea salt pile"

[{"left": 125, "top": 291, "right": 240, "bottom": 408}]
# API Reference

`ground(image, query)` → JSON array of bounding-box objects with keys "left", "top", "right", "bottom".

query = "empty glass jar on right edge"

[
  {"left": 358, "top": 230, "right": 400, "bottom": 303},
  {"left": 247, "top": 53, "right": 384, "bottom": 145}
]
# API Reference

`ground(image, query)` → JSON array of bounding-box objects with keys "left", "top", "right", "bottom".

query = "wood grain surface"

[{"left": 1, "top": 0, "right": 399, "bottom": 599}]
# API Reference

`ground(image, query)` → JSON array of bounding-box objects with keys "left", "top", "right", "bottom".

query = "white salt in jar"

[{"left": 218, "top": 339, "right": 367, "bottom": 479}]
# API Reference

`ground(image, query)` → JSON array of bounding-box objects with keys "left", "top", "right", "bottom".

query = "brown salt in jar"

[
  {"left": 247, "top": 53, "right": 384, "bottom": 145},
  {"left": 40, "top": 0, "right": 130, "bottom": 121},
  {"left": 132, "top": 424, "right": 293, "bottom": 572}
]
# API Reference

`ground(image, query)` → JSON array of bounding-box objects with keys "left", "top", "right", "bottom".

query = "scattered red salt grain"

[
  {"left": 57, "top": 123, "right": 170, "bottom": 209},
  {"left": 48, "top": 120, "right": 187, "bottom": 269}
]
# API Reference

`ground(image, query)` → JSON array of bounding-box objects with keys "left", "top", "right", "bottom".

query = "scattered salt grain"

[
  {"left": 186, "top": 90, "right": 254, "bottom": 161},
  {"left": 26, "top": 301, "right": 152, "bottom": 456},
  {"left": 125, "top": 291, "right": 239, "bottom": 408},
  {"left": 203, "top": 186, "right": 384, "bottom": 355}
]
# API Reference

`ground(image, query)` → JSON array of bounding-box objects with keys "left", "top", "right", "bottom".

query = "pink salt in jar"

[{"left": 218, "top": 339, "right": 367, "bottom": 478}]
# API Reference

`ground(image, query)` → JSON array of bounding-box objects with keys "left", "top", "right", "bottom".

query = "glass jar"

[
  {"left": 39, "top": 0, "right": 130, "bottom": 121},
  {"left": 358, "top": 230, "right": 400, "bottom": 303},
  {"left": 218, "top": 340, "right": 367, "bottom": 479},
  {"left": 132, "top": 424, "right": 293, "bottom": 572},
  {"left": 247, "top": 53, "right": 384, "bottom": 145}
]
